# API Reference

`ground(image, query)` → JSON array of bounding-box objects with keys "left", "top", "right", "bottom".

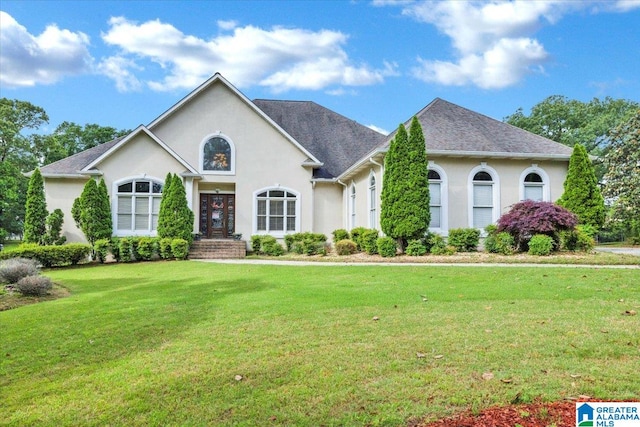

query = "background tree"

[
  {"left": 557, "top": 144, "right": 606, "bottom": 230},
  {"left": 602, "top": 109, "right": 640, "bottom": 239},
  {"left": 23, "top": 168, "right": 48, "bottom": 244},
  {"left": 0, "top": 99, "right": 47, "bottom": 237},
  {"left": 74, "top": 179, "right": 112, "bottom": 246},
  {"left": 380, "top": 117, "right": 430, "bottom": 251},
  {"left": 505, "top": 96, "right": 638, "bottom": 178},
  {"left": 33, "top": 122, "right": 130, "bottom": 165},
  {"left": 157, "top": 174, "right": 194, "bottom": 243}
]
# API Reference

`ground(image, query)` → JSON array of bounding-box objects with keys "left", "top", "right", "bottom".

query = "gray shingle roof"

[
  {"left": 383, "top": 98, "right": 573, "bottom": 157},
  {"left": 253, "top": 99, "right": 387, "bottom": 179},
  {"left": 39, "top": 137, "right": 123, "bottom": 176}
]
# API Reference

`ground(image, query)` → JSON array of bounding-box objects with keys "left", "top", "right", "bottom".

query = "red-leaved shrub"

[{"left": 497, "top": 200, "right": 577, "bottom": 251}]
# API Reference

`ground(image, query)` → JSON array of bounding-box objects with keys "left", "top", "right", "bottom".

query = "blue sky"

[{"left": 1, "top": 0, "right": 639, "bottom": 135}]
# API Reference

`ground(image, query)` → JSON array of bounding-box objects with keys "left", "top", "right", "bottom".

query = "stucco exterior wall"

[
  {"left": 151, "top": 81, "right": 316, "bottom": 239},
  {"left": 43, "top": 178, "right": 88, "bottom": 243},
  {"left": 311, "top": 182, "right": 344, "bottom": 237},
  {"left": 428, "top": 157, "right": 568, "bottom": 232}
]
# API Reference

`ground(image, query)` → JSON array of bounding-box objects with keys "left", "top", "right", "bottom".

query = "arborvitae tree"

[
  {"left": 380, "top": 117, "right": 430, "bottom": 251},
  {"left": 23, "top": 168, "right": 48, "bottom": 244},
  {"left": 157, "top": 174, "right": 194, "bottom": 243},
  {"left": 156, "top": 172, "right": 175, "bottom": 239},
  {"left": 557, "top": 143, "right": 605, "bottom": 229},
  {"left": 44, "top": 208, "right": 66, "bottom": 245},
  {"left": 97, "top": 178, "right": 113, "bottom": 237},
  {"left": 74, "top": 179, "right": 112, "bottom": 246}
]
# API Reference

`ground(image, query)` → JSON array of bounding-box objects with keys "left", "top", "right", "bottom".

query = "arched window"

[
  {"left": 368, "top": 173, "right": 376, "bottom": 228},
  {"left": 254, "top": 188, "right": 299, "bottom": 235},
  {"left": 520, "top": 166, "right": 550, "bottom": 201},
  {"left": 468, "top": 164, "right": 499, "bottom": 229},
  {"left": 201, "top": 134, "right": 235, "bottom": 174},
  {"left": 349, "top": 184, "right": 356, "bottom": 230},
  {"left": 114, "top": 177, "right": 164, "bottom": 235},
  {"left": 428, "top": 169, "right": 442, "bottom": 229}
]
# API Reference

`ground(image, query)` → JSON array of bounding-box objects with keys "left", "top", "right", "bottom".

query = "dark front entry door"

[{"left": 199, "top": 194, "right": 235, "bottom": 238}]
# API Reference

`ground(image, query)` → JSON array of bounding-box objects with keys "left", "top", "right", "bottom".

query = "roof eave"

[{"left": 427, "top": 150, "right": 572, "bottom": 161}]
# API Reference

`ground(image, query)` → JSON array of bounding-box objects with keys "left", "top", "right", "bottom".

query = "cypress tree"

[
  {"left": 23, "top": 168, "right": 48, "bottom": 244},
  {"left": 557, "top": 143, "right": 606, "bottom": 229},
  {"left": 380, "top": 117, "right": 430, "bottom": 251}
]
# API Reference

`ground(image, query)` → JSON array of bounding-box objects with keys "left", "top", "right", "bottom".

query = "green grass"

[{"left": 1, "top": 262, "right": 639, "bottom": 426}]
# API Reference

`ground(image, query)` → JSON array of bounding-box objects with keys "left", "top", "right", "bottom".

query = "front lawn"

[{"left": 1, "top": 262, "right": 638, "bottom": 426}]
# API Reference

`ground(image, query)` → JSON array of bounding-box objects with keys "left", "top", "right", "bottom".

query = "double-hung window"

[
  {"left": 368, "top": 174, "right": 376, "bottom": 228},
  {"left": 523, "top": 172, "right": 544, "bottom": 201}
]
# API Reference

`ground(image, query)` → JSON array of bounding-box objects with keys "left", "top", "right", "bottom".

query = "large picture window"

[
  {"left": 115, "top": 178, "right": 163, "bottom": 235},
  {"left": 255, "top": 188, "right": 299, "bottom": 234},
  {"left": 201, "top": 134, "right": 235, "bottom": 174}
]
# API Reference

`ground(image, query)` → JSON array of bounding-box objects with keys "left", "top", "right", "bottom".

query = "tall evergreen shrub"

[
  {"left": 157, "top": 174, "right": 194, "bottom": 243},
  {"left": 380, "top": 117, "right": 430, "bottom": 251},
  {"left": 557, "top": 144, "right": 605, "bottom": 229},
  {"left": 74, "top": 179, "right": 112, "bottom": 246},
  {"left": 23, "top": 168, "right": 48, "bottom": 244}
]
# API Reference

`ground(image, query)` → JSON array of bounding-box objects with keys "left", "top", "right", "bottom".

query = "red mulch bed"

[{"left": 413, "top": 399, "right": 639, "bottom": 427}]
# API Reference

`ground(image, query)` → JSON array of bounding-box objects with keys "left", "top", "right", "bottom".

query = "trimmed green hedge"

[{"left": 0, "top": 243, "right": 92, "bottom": 267}]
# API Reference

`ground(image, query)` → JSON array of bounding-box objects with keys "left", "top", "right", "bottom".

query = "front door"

[{"left": 199, "top": 194, "right": 235, "bottom": 238}]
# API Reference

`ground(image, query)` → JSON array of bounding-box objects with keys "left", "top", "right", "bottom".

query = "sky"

[{"left": 1, "top": 0, "right": 640, "bottom": 136}]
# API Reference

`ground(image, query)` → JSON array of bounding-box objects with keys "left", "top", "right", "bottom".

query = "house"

[{"left": 39, "top": 73, "right": 573, "bottom": 246}]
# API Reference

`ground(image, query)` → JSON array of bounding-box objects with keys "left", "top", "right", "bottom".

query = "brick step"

[{"left": 189, "top": 239, "right": 246, "bottom": 259}]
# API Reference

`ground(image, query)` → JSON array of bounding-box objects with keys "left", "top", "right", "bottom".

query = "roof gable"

[
  {"left": 39, "top": 126, "right": 198, "bottom": 177},
  {"left": 253, "top": 99, "right": 386, "bottom": 178},
  {"left": 83, "top": 125, "right": 198, "bottom": 174},
  {"left": 385, "top": 98, "right": 573, "bottom": 158},
  {"left": 148, "top": 73, "right": 321, "bottom": 164}
]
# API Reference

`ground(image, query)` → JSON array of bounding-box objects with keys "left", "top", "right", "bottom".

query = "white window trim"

[
  {"left": 112, "top": 175, "right": 165, "bottom": 237},
  {"left": 368, "top": 170, "right": 377, "bottom": 229},
  {"left": 467, "top": 163, "right": 500, "bottom": 230},
  {"left": 199, "top": 131, "right": 236, "bottom": 176},
  {"left": 519, "top": 165, "right": 550, "bottom": 202},
  {"left": 428, "top": 161, "right": 448, "bottom": 235},
  {"left": 252, "top": 186, "right": 300, "bottom": 237},
  {"left": 349, "top": 183, "right": 356, "bottom": 230}
]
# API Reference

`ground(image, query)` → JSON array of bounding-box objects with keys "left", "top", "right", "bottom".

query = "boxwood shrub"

[
  {"left": 376, "top": 237, "right": 397, "bottom": 257},
  {"left": 335, "top": 239, "right": 357, "bottom": 255},
  {"left": 528, "top": 234, "right": 554, "bottom": 256},
  {"left": 447, "top": 228, "right": 480, "bottom": 252}
]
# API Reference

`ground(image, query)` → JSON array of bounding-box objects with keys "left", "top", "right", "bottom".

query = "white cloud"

[
  {"left": 394, "top": 0, "right": 570, "bottom": 89},
  {"left": 217, "top": 19, "right": 238, "bottom": 31},
  {"left": 0, "top": 11, "right": 92, "bottom": 88},
  {"left": 99, "top": 16, "right": 395, "bottom": 93},
  {"left": 609, "top": 0, "right": 640, "bottom": 12},
  {"left": 413, "top": 37, "right": 548, "bottom": 89},
  {"left": 96, "top": 55, "right": 143, "bottom": 92},
  {"left": 390, "top": 0, "right": 640, "bottom": 89}
]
